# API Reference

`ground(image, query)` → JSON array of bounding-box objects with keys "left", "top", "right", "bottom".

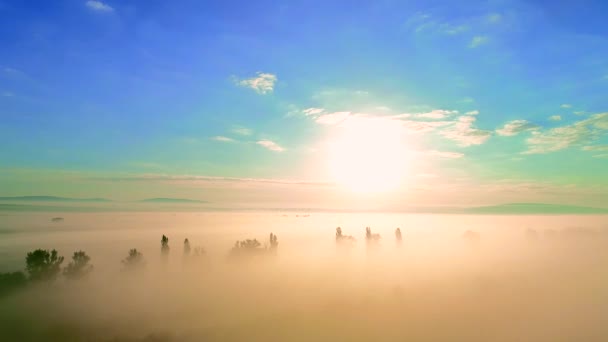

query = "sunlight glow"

[{"left": 327, "top": 116, "right": 409, "bottom": 193}]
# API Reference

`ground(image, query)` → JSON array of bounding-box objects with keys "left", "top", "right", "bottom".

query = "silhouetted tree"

[
  {"left": 0, "top": 271, "right": 27, "bottom": 296},
  {"left": 63, "top": 251, "right": 93, "bottom": 280},
  {"left": 25, "top": 249, "right": 64, "bottom": 281},
  {"left": 230, "top": 238, "right": 265, "bottom": 258},
  {"left": 122, "top": 248, "right": 145, "bottom": 271},
  {"left": 335, "top": 227, "right": 356, "bottom": 245},
  {"left": 184, "top": 238, "right": 191, "bottom": 256},
  {"left": 365, "top": 227, "right": 381, "bottom": 245},
  {"left": 269, "top": 233, "right": 279, "bottom": 251},
  {"left": 395, "top": 228, "right": 402, "bottom": 243},
  {"left": 161, "top": 235, "right": 170, "bottom": 257}
]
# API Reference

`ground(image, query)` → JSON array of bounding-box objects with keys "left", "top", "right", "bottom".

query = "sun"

[{"left": 327, "top": 116, "right": 409, "bottom": 193}]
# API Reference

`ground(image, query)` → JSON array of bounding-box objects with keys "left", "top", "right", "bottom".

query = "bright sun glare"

[{"left": 327, "top": 116, "right": 409, "bottom": 193}]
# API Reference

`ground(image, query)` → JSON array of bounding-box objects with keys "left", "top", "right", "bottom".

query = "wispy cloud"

[
  {"left": 496, "top": 120, "right": 541, "bottom": 136},
  {"left": 257, "top": 140, "right": 285, "bottom": 152},
  {"left": 465, "top": 110, "right": 479, "bottom": 115},
  {"left": 232, "top": 127, "right": 252, "bottom": 136},
  {"left": 524, "top": 113, "right": 608, "bottom": 154},
  {"left": 236, "top": 72, "right": 277, "bottom": 94},
  {"left": 469, "top": 35, "right": 489, "bottom": 48},
  {"left": 582, "top": 145, "right": 608, "bottom": 152},
  {"left": 211, "top": 136, "right": 234, "bottom": 142},
  {"left": 415, "top": 109, "right": 458, "bottom": 119},
  {"left": 560, "top": 104, "right": 572, "bottom": 109},
  {"left": 440, "top": 115, "right": 492, "bottom": 146},
  {"left": 402, "top": 120, "right": 452, "bottom": 133},
  {"left": 86, "top": 0, "right": 114, "bottom": 12},
  {"left": 549, "top": 115, "right": 562, "bottom": 121},
  {"left": 87, "top": 174, "right": 330, "bottom": 186},
  {"left": 1, "top": 91, "right": 14, "bottom": 97},
  {"left": 302, "top": 108, "right": 325, "bottom": 116},
  {"left": 407, "top": 13, "right": 469, "bottom": 35}
]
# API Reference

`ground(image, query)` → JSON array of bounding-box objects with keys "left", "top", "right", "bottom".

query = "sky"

[{"left": 1, "top": 0, "right": 608, "bottom": 209}]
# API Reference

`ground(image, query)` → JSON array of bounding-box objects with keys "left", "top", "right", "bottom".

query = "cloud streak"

[
  {"left": 86, "top": 0, "right": 113, "bottom": 12},
  {"left": 496, "top": 120, "right": 540, "bottom": 136},
  {"left": 524, "top": 113, "right": 608, "bottom": 154},
  {"left": 257, "top": 140, "right": 285, "bottom": 152},
  {"left": 211, "top": 136, "right": 234, "bottom": 142}
]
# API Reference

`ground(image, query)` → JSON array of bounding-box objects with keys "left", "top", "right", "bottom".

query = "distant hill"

[
  {"left": 0, "top": 196, "right": 111, "bottom": 202},
  {"left": 466, "top": 203, "right": 608, "bottom": 214},
  {"left": 140, "top": 198, "right": 207, "bottom": 204}
]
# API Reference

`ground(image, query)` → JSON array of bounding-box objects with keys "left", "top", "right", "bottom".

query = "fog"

[{"left": 1, "top": 212, "right": 608, "bottom": 341}]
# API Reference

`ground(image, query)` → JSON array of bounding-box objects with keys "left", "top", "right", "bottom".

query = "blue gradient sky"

[{"left": 1, "top": 0, "right": 608, "bottom": 208}]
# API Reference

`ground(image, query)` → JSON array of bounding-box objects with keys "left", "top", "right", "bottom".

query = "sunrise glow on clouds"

[{"left": 1, "top": 0, "right": 607, "bottom": 208}]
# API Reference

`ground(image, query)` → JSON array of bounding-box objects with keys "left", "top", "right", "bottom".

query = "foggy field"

[{"left": 1, "top": 212, "right": 608, "bottom": 341}]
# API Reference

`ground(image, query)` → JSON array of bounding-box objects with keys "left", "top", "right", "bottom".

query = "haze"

[{"left": 2, "top": 212, "right": 608, "bottom": 341}]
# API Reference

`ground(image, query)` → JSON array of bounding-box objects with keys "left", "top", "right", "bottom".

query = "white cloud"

[
  {"left": 560, "top": 104, "right": 572, "bottom": 109},
  {"left": 232, "top": 127, "right": 252, "bottom": 136},
  {"left": 257, "top": 140, "right": 285, "bottom": 152},
  {"left": 593, "top": 154, "right": 608, "bottom": 159},
  {"left": 401, "top": 120, "right": 452, "bottom": 133},
  {"left": 427, "top": 150, "right": 464, "bottom": 159},
  {"left": 302, "top": 108, "right": 324, "bottom": 116},
  {"left": 496, "top": 120, "right": 540, "bottom": 137},
  {"left": 582, "top": 145, "right": 608, "bottom": 152},
  {"left": 211, "top": 136, "right": 234, "bottom": 142},
  {"left": 315, "top": 111, "right": 350, "bottom": 125},
  {"left": 465, "top": 110, "right": 479, "bottom": 115},
  {"left": 549, "top": 115, "right": 562, "bottom": 121},
  {"left": 236, "top": 72, "right": 277, "bottom": 94},
  {"left": 524, "top": 113, "right": 608, "bottom": 154},
  {"left": 416, "top": 109, "right": 458, "bottom": 119},
  {"left": 440, "top": 115, "right": 492, "bottom": 146},
  {"left": 574, "top": 111, "right": 586, "bottom": 116},
  {"left": 86, "top": 0, "right": 113, "bottom": 12},
  {"left": 469, "top": 35, "right": 489, "bottom": 48},
  {"left": 1, "top": 91, "right": 14, "bottom": 97}
]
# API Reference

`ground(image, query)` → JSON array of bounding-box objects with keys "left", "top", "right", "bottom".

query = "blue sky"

[{"left": 1, "top": 0, "right": 608, "bottom": 208}]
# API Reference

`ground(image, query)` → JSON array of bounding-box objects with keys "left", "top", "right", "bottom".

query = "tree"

[
  {"left": 230, "top": 238, "right": 264, "bottom": 258},
  {"left": 184, "top": 238, "right": 191, "bottom": 256},
  {"left": 25, "top": 249, "right": 64, "bottom": 281},
  {"left": 161, "top": 235, "right": 170, "bottom": 257},
  {"left": 122, "top": 249, "right": 145, "bottom": 271},
  {"left": 395, "top": 228, "right": 402, "bottom": 243},
  {"left": 336, "top": 227, "right": 356, "bottom": 245},
  {"left": 365, "top": 227, "right": 381, "bottom": 246},
  {"left": 269, "top": 233, "right": 279, "bottom": 251},
  {"left": 63, "top": 251, "right": 93, "bottom": 280}
]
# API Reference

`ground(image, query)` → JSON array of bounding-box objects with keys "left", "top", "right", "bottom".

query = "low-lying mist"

[{"left": 1, "top": 212, "right": 608, "bottom": 341}]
